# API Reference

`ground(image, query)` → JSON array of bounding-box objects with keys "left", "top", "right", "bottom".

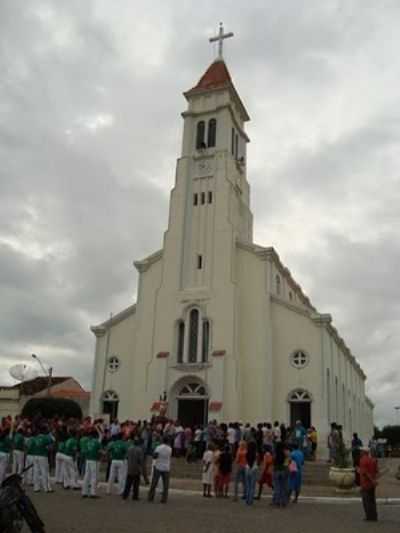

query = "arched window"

[
  {"left": 188, "top": 309, "right": 199, "bottom": 363},
  {"left": 207, "top": 118, "right": 217, "bottom": 147},
  {"left": 196, "top": 121, "right": 205, "bottom": 149},
  {"left": 177, "top": 321, "right": 185, "bottom": 364},
  {"left": 202, "top": 320, "right": 210, "bottom": 362},
  {"left": 102, "top": 390, "right": 119, "bottom": 420},
  {"left": 288, "top": 389, "right": 312, "bottom": 403},
  {"left": 177, "top": 382, "right": 207, "bottom": 397},
  {"left": 276, "top": 274, "right": 281, "bottom": 295}
]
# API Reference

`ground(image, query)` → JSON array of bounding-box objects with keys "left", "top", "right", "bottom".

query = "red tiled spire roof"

[
  {"left": 184, "top": 59, "right": 250, "bottom": 121},
  {"left": 186, "top": 59, "right": 232, "bottom": 95}
]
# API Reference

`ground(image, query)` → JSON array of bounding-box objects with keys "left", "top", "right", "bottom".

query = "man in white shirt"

[
  {"left": 148, "top": 436, "right": 172, "bottom": 503},
  {"left": 227, "top": 424, "right": 236, "bottom": 448}
]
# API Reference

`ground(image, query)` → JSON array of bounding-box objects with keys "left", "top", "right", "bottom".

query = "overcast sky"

[{"left": 1, "top": 1, "right": 399, "bottom": 427}]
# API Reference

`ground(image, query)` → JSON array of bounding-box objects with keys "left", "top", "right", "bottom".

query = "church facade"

[{"left": 90, "top": 41, "right": 374, "bottom": 449}]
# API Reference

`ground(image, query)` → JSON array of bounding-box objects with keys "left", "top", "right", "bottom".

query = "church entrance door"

[
  {"left": 178, "top": 399, "right": 208, "bottom": 427},
  {"left": 290, "top": 402, "right": 311, "bottom": 429},
  {"left": 288, "top": 389, "right": 312, "bottom": 429},
  {"left": 173, "top": 380, "right": 209, "bottom": 427}
]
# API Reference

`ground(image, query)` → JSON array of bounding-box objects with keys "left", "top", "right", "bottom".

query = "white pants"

[
  {"left": 82, "top": 460, "right": 98, "bottom": 496},
  {"left": 63, "top": 455, "right": 79, "bottom": 489},
  {"left": 55, "top": 452, "right": 65, "bottom": 483},
  {"left": 33, "top": 456, "right": 52, "bottom": 492},
  {"left": 25, "top": 455, "right": 34, "bottom": 485},
  {"left": 0, "top": 452, "right": 9, "bottom": 485},
  {"left": 12, "top": 450, "right": 25, "bottom": 475},
  {"left": 107, "top": 460, "right": 125, "bottom": 494}
]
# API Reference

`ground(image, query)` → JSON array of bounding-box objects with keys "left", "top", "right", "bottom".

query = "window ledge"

[
  {"left": 193, "top": 149, "right": 216, "bottom": 160},
  {"left": 172, "top": 363, "right": 212, "bottom": 372}
]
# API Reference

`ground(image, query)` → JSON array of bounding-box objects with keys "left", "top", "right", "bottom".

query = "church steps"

[{"left": 166, "top": 458, "right": 332, "bottom": 486}]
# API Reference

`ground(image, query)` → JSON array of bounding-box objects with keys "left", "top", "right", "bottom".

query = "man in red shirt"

[{"left": 358, "top": 447, "right": 378, "bottom": 522}]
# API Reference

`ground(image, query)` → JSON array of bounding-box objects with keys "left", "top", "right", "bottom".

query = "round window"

[
  {"left": 108, "top": 355, "right": 121, "bottom": 373},
  {"left": 290, "top": 350, "right": 309, "bottom": 369}
]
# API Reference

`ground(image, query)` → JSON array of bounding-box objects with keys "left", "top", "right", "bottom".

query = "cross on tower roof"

[{"left": 209, "top": 22, "right": 234, "bottom": 60}]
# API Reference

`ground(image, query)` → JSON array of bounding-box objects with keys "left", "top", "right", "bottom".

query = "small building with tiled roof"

[{"left": 0, "top": 376, "right": 90, "bottom": 418}]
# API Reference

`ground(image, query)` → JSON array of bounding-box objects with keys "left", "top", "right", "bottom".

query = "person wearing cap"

[{"left": 358, "top": 447, "right": 378, "bottom": 522}]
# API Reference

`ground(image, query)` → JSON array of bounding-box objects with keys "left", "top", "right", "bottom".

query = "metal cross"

[{"left": 209, "top": 22, "right": 234, "bottom": 60}]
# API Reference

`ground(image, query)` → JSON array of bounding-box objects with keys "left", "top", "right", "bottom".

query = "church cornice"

[
  {"left": 236, "top": 241, "right": 314, "bottom": 310},
  {"left": 134, "top": 249, "right": 163, "bottom": 273},
  {"left": 270, "top": 295, "right": 311, "bottom": 319},
  {"left": 90, "top": 303, "right": 137, "bottom": 334}
]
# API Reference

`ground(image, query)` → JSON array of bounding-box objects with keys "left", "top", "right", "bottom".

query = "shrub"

[{"left": 22, "top": 397, "right": 82, "bottom": 420}]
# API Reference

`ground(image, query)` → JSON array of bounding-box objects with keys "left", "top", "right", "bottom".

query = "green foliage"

[
  {"left": 22, "top": 397, "right": 82, "bottom": 420},
  {"left": 334, "top": 433, "right": 352, "bottom": 468},
  {"left": 375, "top": 425, "right": 400, "bottom": 446}
]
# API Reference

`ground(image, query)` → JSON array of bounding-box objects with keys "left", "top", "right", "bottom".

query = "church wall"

[
  {"left": 128, "top": 258, "right": 165, "bottom": 420},
  {"left": 323, "top": 328, "right": 373, "bottom": 446},
  {"left": 90, "top": 311, "right": 137, "bottom": 418},
  {"left": 235, "top": 248, "right": 272, "bottom": 423},
  {"left": 270, "top": 300, "right": 323, "bottom": 426}
]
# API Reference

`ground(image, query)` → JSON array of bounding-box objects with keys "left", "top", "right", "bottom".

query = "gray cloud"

[{"left": 0, "top": 0, "right": 399, "bottom": 427}]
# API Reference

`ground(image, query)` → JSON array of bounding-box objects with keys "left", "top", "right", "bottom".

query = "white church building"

[{"left": 90, "top": 27, "right": 374, "bottom": 447}]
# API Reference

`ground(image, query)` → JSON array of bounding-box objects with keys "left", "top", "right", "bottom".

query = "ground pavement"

[{"left": 29, "top": 488, "right": 400, "bottom": 533}]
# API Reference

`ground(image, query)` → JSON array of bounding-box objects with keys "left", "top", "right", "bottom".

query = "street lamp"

[
  {"left": 394, "top": 406, "right": 400, "bottom": 425},
  {"left": 32, "top": 354, "right": 53, "bottom": 396}
]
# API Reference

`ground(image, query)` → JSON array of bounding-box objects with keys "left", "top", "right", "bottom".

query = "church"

[{"left": 89, "top": 26, "right": 374, "bottom": 450}]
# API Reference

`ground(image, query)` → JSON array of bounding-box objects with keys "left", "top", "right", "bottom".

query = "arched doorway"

[
  {"left": 102, "top": 390, "right": 119, "bottom": 420},
  {"left": 288, "top": 389, "right": 312, "bottom": 429},
  {"left": 171, "top": 379, "right": 209, "bottom": 427}
]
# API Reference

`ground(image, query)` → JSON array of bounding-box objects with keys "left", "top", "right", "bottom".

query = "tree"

[
  {"left": 22, "top": 397, "right": 82, "bottom": 420},
  {"left": 378, "top": 425, "right": 400, "bottom": 446}
]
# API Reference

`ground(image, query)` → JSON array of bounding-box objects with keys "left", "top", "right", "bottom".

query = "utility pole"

[{"left": 32, "top": 354, "right": 53, "bottom": 395}]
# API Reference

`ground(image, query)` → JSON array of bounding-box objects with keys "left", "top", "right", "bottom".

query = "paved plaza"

[{"left": 29, "top": 489, "right": 399, "bottom": 533}]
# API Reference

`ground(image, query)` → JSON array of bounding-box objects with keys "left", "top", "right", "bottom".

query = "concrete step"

[{"left": 168, "top": 458, "right": 332, "bottom": 486}]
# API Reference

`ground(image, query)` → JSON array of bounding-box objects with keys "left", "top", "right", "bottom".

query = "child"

[
  {"left": 255, "top": 450, "right": 273, "bottom": 499},
  {"left": 202, "top": 443, "right": 214, "bottom": 497},
  {"left": 217, "top": 444, "right": 232, "bottom": 498}
]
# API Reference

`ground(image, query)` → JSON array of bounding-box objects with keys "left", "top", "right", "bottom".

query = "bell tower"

[{"left": 161, "top": 24, "right": 253, "bottom": 293}]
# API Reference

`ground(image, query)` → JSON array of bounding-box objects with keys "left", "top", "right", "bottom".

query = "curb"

[{"left": 49, "top": 478, "right": 400, "bottom": 505}]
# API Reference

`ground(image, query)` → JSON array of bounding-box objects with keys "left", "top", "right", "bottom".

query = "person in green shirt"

[
  {"left": 32, "top": 426, "right": 54, "bottom": 493},
  {"left": 106, "top": 434, "right": 128, "bottom": 495},
  {"left": 63, "top": 430, "right": 79, "bottom": 490},
  {"left": 0, "top": 427, "right": 12, "bottom": 485},
  {"left": 78, "top": 434, "right": 90, "bottom": 477},
  {"left": 24, "top": 429, "right": 36, "bottom": 486},
  {"left": 12, "top": 428, "right": 25, "bottom": 475},
  {"left": 55, "top": 438, "right": 67, "bottom": 485},
  {"left": 82, "top": 428, "right": 103, "bottom": 498}
]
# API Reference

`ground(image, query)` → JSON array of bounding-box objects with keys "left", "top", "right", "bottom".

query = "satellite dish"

[{"left": 9, "top": 364, "right": 38, "bottom": 382}]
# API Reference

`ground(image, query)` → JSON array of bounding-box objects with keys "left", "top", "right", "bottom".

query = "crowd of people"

[
  {"left": 0, "top": 414, "right": 314, "bottom": 507},
  {"left": 0, "top": 413, "right": 379, "bottom": 520}
]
